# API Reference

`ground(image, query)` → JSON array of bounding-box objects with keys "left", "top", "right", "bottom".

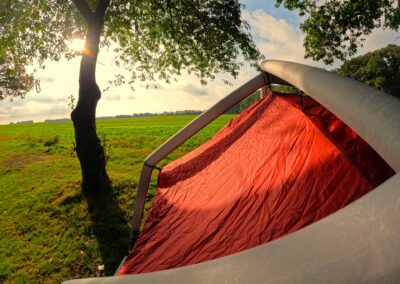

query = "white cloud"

[
  {"left": 243, "top": 9, "right": 321, "bottom": 67},
  {"left": 357, "top": 28, "right": 400, "bottom": 55},
  {"left": 103, "top": 94, "right": 121, "bottom": 101},
  {"left": 181, "top": 83, "right": 209, "bottom": 97}
]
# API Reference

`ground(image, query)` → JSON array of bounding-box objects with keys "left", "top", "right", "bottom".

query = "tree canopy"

[
  {"left": 336, "top": 44, "right": 400, "bottom": 98},
  {"left": 0, "top": 52, "right": 35, "bottom": 100},
  {"left": 275, "top": 0, "right": 400, "bottom": 64},
  {"left": 0, "top": 0, "right": 261, "bottom": 88}
]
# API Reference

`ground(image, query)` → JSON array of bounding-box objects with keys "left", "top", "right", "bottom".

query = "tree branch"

[
  {"left": 72, "top": 0, "right": 94, "bottom": 22},
  {"left": 95, "top": 0, "right": 111, "bottom": 20}
]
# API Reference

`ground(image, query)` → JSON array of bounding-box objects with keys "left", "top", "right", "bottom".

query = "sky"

[{"left": 1, "top": 1, "right": 399, "bottom": 124}]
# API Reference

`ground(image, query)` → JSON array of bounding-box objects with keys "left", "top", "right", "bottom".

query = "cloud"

[
  {"left": 38, "top": 76, "right": 55, "bottom": 83},
  {"left": 243, "top": 9, "right": 319, "bottom": 66},
  {"left": 0, "top": 106, "right": 12, "bottom": 116},
  {"left": 104, "top": 94, "right": 121, "bottom": 101},
  {"left": 0, "top": 101, "right": 70, "bottom": 122},
  {"left": 30, "top": 95, "right": 66, "bottom": 104},
  {"left": 357, "top": 28, "right": 400, "bottom": 55},
  {"left": 102, "top": 94, "right": 135, "bottom": 101},
  {"left": 181, "top": 83, "right": 209, "bottom": 97}
]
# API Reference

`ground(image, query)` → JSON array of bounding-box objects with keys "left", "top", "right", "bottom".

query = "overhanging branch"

[
  {"left": 72, "top": 0, "right": 93, "bottom": 22},
  {"left": 95, "top": 0, "right": 110, "bottom": 20}
]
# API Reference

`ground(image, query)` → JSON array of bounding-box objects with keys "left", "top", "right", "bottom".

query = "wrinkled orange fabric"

[{"left": 118, "top": 91, "right": 394, "bottom": 275}]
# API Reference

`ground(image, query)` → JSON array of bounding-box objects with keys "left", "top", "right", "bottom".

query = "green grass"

[{"left": 0, "top": 115, "right": 235, "bottom": 283}]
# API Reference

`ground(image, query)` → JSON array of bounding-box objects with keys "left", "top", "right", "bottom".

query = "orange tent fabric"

[{"left": 118, "top": 91, "right": 394, "bottom": 275}]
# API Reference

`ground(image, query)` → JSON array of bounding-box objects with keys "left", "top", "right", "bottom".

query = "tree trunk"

[{"left": 71, "top": 18, "right": 110, "bottom": 191}]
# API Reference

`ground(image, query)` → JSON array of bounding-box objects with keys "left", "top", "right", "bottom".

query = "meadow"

[{"left": 0, "top": 114, "right": 235, "bottom": 283}]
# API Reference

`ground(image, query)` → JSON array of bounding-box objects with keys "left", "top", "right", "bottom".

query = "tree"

[
  {"left": 225, "top": 91, "right": 260, "bottom": 114},
  {"left": 275, "top": 0, "right": 400, "bottom": 64},
  {"left": 0, "top": 52, "right": 35, "bottom": 100},
  {"left": 1, "top": 0, "right": 261, "bottom": 191},
  {"left": 336, "top": 44, "right": 400, "bottom": 98}
]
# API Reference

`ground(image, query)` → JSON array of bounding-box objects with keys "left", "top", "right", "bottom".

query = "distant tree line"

[
  {"left": 34, "top": 110, "right": 204, "bottom": 124},
  {"left": 96, "top": 109, "right": 204, "bottom": 119},
  {"left": 9, "top": 120, "right": 34, "bottom": 125}
]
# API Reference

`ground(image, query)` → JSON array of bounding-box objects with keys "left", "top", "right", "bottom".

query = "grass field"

[{"left": 0, "top": 114, "right": 235, "bottom": 283}]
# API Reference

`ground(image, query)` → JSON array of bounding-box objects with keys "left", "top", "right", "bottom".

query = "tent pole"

[
  {"left": 129, "top": 73, "right": 269, "bottom": 249},
  {"left": 130, "top": 164, "right": 153, "bottom": 247},
  {"left": 260, "top": 85, "right": 268, "bottom": 99}
]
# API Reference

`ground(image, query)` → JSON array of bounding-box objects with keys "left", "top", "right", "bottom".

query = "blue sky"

[
  {"left": 1, "top": 2, "right": 399, "bottom": 124},
  {"left": 243, "top": 0, "right": 298, "bottom": 21}
]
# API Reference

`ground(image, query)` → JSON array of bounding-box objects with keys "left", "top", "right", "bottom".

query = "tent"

[{"left": 64, "top": 61, "right": 400, "bottom": 283}]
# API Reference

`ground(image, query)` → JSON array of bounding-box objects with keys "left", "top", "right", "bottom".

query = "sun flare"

[{"left": 69, "top": 38, "right": 85, "bottom": 53}]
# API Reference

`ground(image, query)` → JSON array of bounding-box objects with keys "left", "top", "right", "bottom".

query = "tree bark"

[{"left": 71, "top": 14, "right": 110, "bottom": 191}]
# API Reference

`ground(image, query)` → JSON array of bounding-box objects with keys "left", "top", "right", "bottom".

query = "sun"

[{"left": 68, "top": 38, "right": 85, "bottom": 53}]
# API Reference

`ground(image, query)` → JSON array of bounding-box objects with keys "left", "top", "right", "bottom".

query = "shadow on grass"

[{"left": 83, "top": 184, "right": 131, "bottom": 276}]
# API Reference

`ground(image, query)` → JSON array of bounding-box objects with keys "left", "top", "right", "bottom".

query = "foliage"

[
  {"left": 43, "top": 135, "right": 59, "bottom": 147},
  {"left": 0, "top": 114, "right": 235, "bottom": 282},
  {"left": 1, "top": 0, "right": 261, "bottom": 87},
  {"left": 68, "top": 95, "right": 76, "bottom": 110},
  {"left": 0, "top": 52, "right": 36, "bottom": 100},
  {"left": 226, "top": 90, "right": 260, "bottom": 114},
  {"left": 226, "top": 86, "right": 299, "bottom": 114},
  {"left": 271, "top": 84, "right": 298, "bottom": 94},
  {"left": 275, "top": 0, "right": 400, "bottom": 64},
  {"left": 336, "top": 44, "right": 400, "bottom": 98},
  {"left": 98, "top": 131, "right": 111, "bottom": 166}
]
